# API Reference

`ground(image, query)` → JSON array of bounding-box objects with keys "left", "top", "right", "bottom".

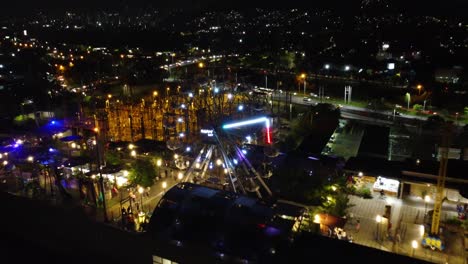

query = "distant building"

[{"left": 434, "top": 67, "right": 462, "bottom": 84}]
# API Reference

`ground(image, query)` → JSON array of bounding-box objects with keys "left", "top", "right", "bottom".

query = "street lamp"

[
  {"left": 162, "top": 181, "right": 167, "bottom": 194},
  {"left": 177, "top": 172, "right": 183, "bottom": 181},
  {"left": 424, "top": 195, "right": 430, "bottom": 215},
  {"left": 376, "top": 215, "right": 382, "bottom": 241},
  {"left": 300, "top": 73, "right": 306, "bottom": 95},
  {"left": 411, "top": 240, "right": 418, "bottom": 257},
  {"left": 138, "top": 186, "right": 144, "bottom": 213},
  {"left": 417, "top": 84, "right": 422, "bottom": 95},
  {"left": 117, "top": 180, "right": 124, "bottom": 223},
  {"left": 405, "top": 92, "right": 411, "bottom": 110},
  {"left": 156, "top": 158, "right": 162, "bottom": 178},
  {"left": 94, "top": 128, "right": 109, "bottom": 222},
  {"left": 130, "top": 150, "right": 136, "bottom": 158},
  {"left": 314, "top": 214, "right": 321, "bottom": 224}
]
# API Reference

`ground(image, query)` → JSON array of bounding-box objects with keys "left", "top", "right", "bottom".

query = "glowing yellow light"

[{"left": 314, "top": 214, "right": 321, "bottom": 223}]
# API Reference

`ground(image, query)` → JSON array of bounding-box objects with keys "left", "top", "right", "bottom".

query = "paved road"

[{"left": 105, "top": 166, "right": 180, "bottom": 222}]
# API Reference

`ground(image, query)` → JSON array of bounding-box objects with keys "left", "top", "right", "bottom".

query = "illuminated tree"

[{"left": 129, "top": 159, "right": 157, "bottom": 188}]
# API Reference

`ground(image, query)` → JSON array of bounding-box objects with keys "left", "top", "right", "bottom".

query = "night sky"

[{"left": 1, "top": 0, "right": 467, "bottom": 15}]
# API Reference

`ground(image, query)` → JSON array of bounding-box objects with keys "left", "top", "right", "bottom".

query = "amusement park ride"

[{"left": 179, "top": 116, "right": 275, "bottom": 199}]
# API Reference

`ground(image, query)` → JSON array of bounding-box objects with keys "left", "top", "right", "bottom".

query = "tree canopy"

[{"left": 128, "top": 158, "right": 157, "bottom": 188}]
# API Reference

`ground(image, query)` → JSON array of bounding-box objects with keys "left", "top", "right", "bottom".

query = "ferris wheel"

[{"left": 180, "top": 116, "right": 275, "bottom": 199}]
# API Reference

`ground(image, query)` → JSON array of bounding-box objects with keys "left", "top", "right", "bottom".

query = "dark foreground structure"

[{"left": 0, "top": 184, "right": 429, "bottom": 264}]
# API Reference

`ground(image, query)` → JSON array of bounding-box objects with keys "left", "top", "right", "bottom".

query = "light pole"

[
  {"left": 138, "top": 186, "right": 144, "bottom": 213},
  {"left": 177, "top": 172, "right": 184, "bottom": 181},
  {"left": 411, "top": 240, "right": 418, "bottom": 257},
  {"left": 94, "top": 128, "right": 109, "bottom": 222},
  {"left": 405, "top": 92, "right": 411, "bottom": 110},
  {"left": 376, "top": 215, "right": 382, "bottom": 242},
  {"left": 417, "top": 84, "right": 422, "bottom": 95},
  {"left": 117, "top": 180, "right": 124, "bottom": 222},
  {"left": 156, "top": 159, "right": 162, "bottom": 179},
  {"left": 300, "top": 73, "right": 306, "bottom": 95},
  {"left": 424, "top": 195, "right": 430, "bottom": 215}
]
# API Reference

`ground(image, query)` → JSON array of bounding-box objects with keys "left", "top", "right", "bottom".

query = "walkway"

[{"left": 344, "top": 192, "right": 464, "bottom": 264}]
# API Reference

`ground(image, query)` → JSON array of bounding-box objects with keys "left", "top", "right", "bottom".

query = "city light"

[
  {"left": 324, "top": 64, "right": 330, "bottom": 69},
  {"left": 375, "top": 215, "right": 382, "bottom": 223},
  {"left": 238, "top": 105, "right": 244, "bottom": 111},
  {"left": 314, "top": 214, "right": 321, "bottom": 223}
]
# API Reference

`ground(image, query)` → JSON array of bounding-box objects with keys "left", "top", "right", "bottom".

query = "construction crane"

[{"left": 421, "top": 122, "right": 453, "bottom": 251}]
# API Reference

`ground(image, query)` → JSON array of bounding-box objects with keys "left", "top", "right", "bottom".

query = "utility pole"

[{"left": 94, "top": 127, "right": 109, "bottom": 223}]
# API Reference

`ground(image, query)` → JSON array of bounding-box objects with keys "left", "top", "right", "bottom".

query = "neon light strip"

[
  {"left": 222, "top": 117, "right": 268, "bottom": 129},
  {"left": 223, "top": 117, "right": 273, "bottom": 144},
  {"left": 265, "top": 119, "right": 271, "bottom": 144}
]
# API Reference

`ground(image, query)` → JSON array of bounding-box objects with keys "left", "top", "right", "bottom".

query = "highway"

[{"left": 272, "top": 92, "right": 429, "bottom": 127}]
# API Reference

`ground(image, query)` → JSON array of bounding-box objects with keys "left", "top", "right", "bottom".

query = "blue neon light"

[{"left": 222, "top": 117, "right": 268, "bottom": 129}]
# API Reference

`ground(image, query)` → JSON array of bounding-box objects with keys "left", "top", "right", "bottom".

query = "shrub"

[{"left": 355, "top": 187, "right": 373, "bottom": 199}]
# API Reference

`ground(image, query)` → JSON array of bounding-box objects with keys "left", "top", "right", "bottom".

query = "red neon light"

[{"left": 266, "top": 126, "right": 271, "bottom": 144}]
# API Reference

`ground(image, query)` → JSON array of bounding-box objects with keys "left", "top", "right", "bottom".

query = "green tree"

[
  {"left": 105, "top": 150, "right": 122, "bottom": 166},
  {"left": 129, "top": 159, "right": 157, "bottom": 188},
  {"left": 413, "top": 104, "right": 423, "bottom": 111}
]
